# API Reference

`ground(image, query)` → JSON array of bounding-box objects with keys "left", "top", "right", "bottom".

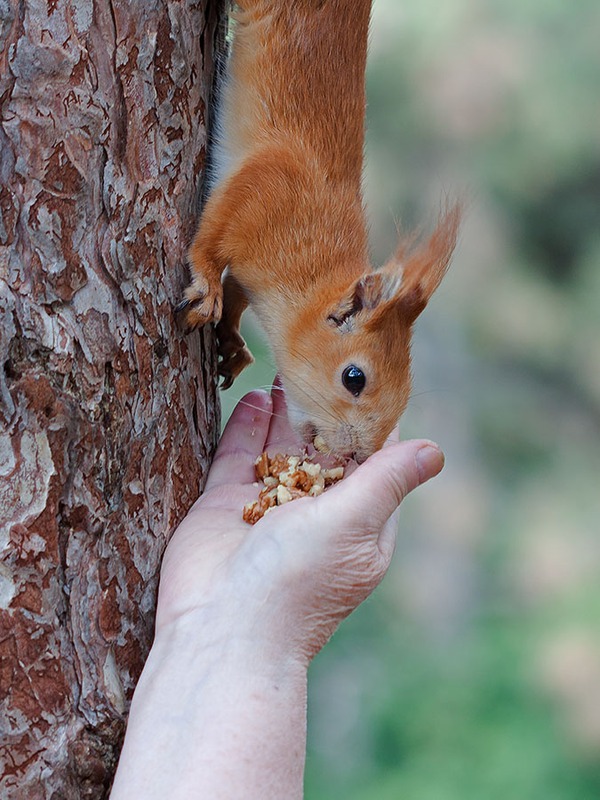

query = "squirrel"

[{"left": 181, "top": 0, "right": 460, "bottom": 463}]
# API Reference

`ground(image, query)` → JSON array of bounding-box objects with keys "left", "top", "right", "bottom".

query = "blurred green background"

[{"left": 220, "top": 0, "right": 600, "bottom": 796}]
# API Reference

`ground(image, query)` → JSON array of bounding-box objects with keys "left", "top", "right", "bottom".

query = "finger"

[
  {"left": 204, "top": 390, "right": 273, "bottom": 491},
  {"left": 264, "top": 376, "right": 302, "bottom": 455},
  {"left": 315, "top": 440, "right": 445, "bottom": 536}
]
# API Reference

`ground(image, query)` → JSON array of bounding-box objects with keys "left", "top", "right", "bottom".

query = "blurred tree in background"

[{"left": 221, "top": 0, "right": 600, "bottom": 797}]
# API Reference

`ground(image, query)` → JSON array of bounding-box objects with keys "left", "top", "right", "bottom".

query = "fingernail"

[{"left": 415, "top": 444, "right": 445, "bottom": 483}]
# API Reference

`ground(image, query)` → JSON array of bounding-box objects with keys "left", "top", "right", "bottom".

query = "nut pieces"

[{"left": 243, "top": 453, "right": 345, "bottom": 524}]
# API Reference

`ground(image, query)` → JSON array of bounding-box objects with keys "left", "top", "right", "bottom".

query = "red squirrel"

[{"left": 182, "top": 0, "right": 460, "bottom": 463}]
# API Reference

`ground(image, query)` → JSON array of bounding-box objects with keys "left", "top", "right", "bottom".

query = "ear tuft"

[{"left": 394, "top": 202, "right": 462, "bottom": 323}]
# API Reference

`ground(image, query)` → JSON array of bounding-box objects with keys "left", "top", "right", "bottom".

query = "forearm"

[{"left": 110, "top": 613, "right": 308, "bottom": 800}]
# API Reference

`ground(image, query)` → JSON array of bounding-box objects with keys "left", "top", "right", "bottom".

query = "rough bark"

[{"left": 0, "top": 0, "right": 223, "bottom": 796}]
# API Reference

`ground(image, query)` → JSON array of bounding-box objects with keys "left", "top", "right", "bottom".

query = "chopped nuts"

[
  {"left": 322, "top": 466, "right": 344, "bottom": 484},
  {"left": 277, "top": 485, "right": 293, "bottom": 505},
  {"left": 254, "top": 451, "right": 270, "bottom": 480},
  {"left": 300, "top": 461, "right": 321, "bottom": 478},
  {"left": 242, "top": 452, "right": 345, "bottom": 524}
]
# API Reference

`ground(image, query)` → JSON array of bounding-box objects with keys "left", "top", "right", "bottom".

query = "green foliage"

[{"left": 305, "top": 607, "right": 600, "bottom": 799}]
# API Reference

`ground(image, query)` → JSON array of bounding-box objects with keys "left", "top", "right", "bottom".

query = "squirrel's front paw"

[
  {"left": 217, "top": 327, "right": 254, "bottom": 389},
  {"left": 179, "top": 275, "right": 223, "bottom": 330}
]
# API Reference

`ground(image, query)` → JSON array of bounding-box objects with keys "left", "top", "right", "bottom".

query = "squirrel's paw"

[
  {"left": 179, "top": 275, "right": 223, "bottom": 330},
  {"left": 217, "top": 329, "right": 254, "bottom": 389}
]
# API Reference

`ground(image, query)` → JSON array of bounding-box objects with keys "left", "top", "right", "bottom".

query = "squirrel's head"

[{"left": 279, "top": 206, "right": 460, "bottom": 462}]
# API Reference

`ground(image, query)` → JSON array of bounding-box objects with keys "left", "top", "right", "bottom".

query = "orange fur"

[{"left": 184, "top": 0, "right": 460, "bottom": 460}]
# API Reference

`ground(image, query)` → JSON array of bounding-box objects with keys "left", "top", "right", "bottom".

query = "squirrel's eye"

[{"left": 342, "top": 365, "right": 366, "bottom": 397}]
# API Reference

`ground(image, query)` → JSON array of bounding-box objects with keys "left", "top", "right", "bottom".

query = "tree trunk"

[{"left": 0, "top": 0, "right": 223, "bottom": 796}]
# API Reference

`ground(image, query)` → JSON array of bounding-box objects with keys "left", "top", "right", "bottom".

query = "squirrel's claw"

[
  {"left": 217, "top": 342, "right": 254, "bottom": 389},
  {"left": 174, "top": 297, "right": 190, "bottom": 314},
  {"left": 178, "top": 277, "right": 224, "bottom": 332}
]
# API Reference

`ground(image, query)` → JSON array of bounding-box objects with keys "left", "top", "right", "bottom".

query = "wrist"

[
  {"left": 149, "top": 605, "right": 307, "bottom": 688},
  {"left": 113, "top": 605, "right": 308, "bottom": 800}
]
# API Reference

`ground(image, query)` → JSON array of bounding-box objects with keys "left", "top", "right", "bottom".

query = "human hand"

[
  {"left": 156, "top": 383, "right": 444, "bottom": 664},
  {"left": 111, "top": 384, "right": 445, "bottom": 799}
]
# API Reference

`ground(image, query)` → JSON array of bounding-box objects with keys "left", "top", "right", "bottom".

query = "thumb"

[{"left": 316, "top": 440, "right": 445, "bottom": 535}]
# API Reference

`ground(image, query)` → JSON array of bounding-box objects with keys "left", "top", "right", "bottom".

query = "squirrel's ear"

[
  {"left": 327, "top": 271, "right": 396, "bottom": 330},
  {"left": 327, "top": 255, "right": 412, "bottom": 328},
  {"left": 388, "top": 203, "right": 462, "bottom": 324},
  {"left": 328, "top": 204, "right": 461, "bottom": 331}
]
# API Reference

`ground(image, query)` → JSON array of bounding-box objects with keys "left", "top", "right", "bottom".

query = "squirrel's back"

[{"left": 210, "top": 0, "right": 372, "bottom": 191}]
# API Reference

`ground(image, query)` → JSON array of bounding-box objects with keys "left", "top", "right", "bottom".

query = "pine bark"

[{"left": 0, "top": 0, "right": 223, "bottom": 796}]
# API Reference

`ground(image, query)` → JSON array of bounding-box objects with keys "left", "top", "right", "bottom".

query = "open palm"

[{"left": 155, "top": 382, "right": 444, "bottom": 661}]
